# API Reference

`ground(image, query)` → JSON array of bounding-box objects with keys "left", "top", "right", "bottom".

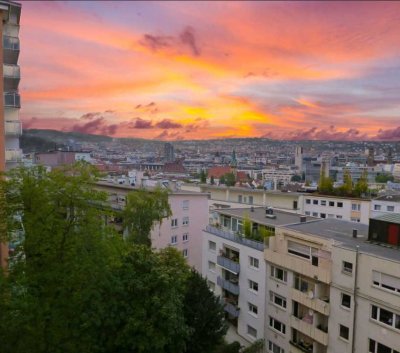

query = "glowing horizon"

[{"left": 19, "top": 1, "right": 400, "bottom": 141}]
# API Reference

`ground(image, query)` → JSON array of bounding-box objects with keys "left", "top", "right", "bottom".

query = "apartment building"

[
  {"left": 0, "top": 0, "right": 21, "bottom": 267},
  {"left": 96, "top": 181, "right": 208, "bottom": 271},
  {"left": 264, "top": 216, "right": 400, "bottom": 353},
  {"left": 202, "top": 207, "right": 314, "bottom": 346},
  {"left": 370, "top": 194, "right": 400, "bottom": 218},
  {"left": 300, "top": 194, "right": 370, "bottom": 224}
]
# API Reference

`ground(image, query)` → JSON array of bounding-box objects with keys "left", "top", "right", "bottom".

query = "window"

[
  {"left": 238, "top": 195, "right": 243, "bottom": 203},
  {"left": 342, "top": 261, "right": 353, "bottom": 274},
  {"left": 369, "top": 338, "right": 400, "bottom": 353},
  {"left": 306, "top": 199, "right": 311, "bottom": 204},
  {"left": 270, "top": 291, "right": 287, "bottom": 309},
  {"left": 182, "top": 216, "right": 189, "bottom": 226},
  {"left": 249, "top": 196, "right": 253, "bottom": 205},
  {"left": 207, "top": 280, "right": 215, "bottom": 292},
  {"left": 321, "top": 200, "right": 326, "bottom": 206},
  {"left": 271, "top": 266, "right": 287, "bottom": 282},
  {"left": 208, "top": 261, "right": 216, "bottom": 272},
  {"left": 182, "top": 233, "right": 188, "bottom": 242},
  {"left": 336, "top": 215, "right": 343, "bottom": 219},
  {"left": 374, "top": 204, "right": 381, "bottom": 211},
  {"left": 208, "top": 241, "right": 216, "bottom": 252},
  {"left": 329, "top": 201, "right": 335, "bottom": 206},
  {"left": 182, "top": 200, "right": 189, "bottom": 210},
  {"left": 268, "top": 341, "right": 285, "bottom": 353},
  {"left": 341, "top": 293, "right": 351, "bottom": 308},
  {"left": 249, "top": 256, "right": 259, "bottom": 269},
  {"left": 320, "top": 213, "right": 326, "bottom": 218},
  {"left": 182, "top": 249, "right": 188, "bottom": 258},
  {"left": 288, "top": 241, "right": 317, "bottom": 261},
  {"left": 247, "top": 325, "right": 257, "bottom": 338},
  {"left": 352, "top": 203, "right": 361, "bottom": 211},
  {"left": 387, "top": 206, "right": 395, "bottom": 212},
  {"left": 351, "top": 217, "right": 360, "bottom": 222},
  {"left": 312, "top": 212, "right": 318, "bottom": 217},
  {"left": 249, "top": 279, "right": 259, "bottom": 292},
  {"left": 170, "top": 235, "right": 178, "bottom": 244},
  {"left": 339, "top": 324, "right": 349, "bottom": 340},
  {"left": 337, "top": 202, "right": 343, "bottom": 208},
  {"left": 269, "top": 317, "right": 286, "bottom": 334},
  {"left": 248, "top": 302, "right": 258, "bottom": 316},
  {"left": 373, "top": 271, "right": 400, "bottom": 294},
  {"left": 313, "top": 200, "right": 318, "bottom": 205},
  {"left": 371, "top": 305, "right": 400, "bottom": 330},
  {"left": 305, "top": 211, "right": 311, "bottom": 216},
  {"left": 171, "top": 218, "right": 178, "bottom": 227}
]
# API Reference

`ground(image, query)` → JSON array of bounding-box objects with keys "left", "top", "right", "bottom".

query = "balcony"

[
  {"left": 3, "top": 64, "right": 20, "bottom": 90},
  {"left": 205, "top": 225, "right": 264, "bottom": 251},
  {"left": 223, "top": 301, "right": 240, "bottom": 318},
  {"left": 289, "top": 341, "right": 313, "bottom": 353},
  {"left": 3, "top": 36, "right": 20, "bottom": 63},
  {"left": 5, "top": 120, "right": 21, "bottom": 136},
  {"left": 5, "top": 149, "right": 22, "bottom": 162},
  {"left": 217, "top": 276, "right": 240, "bottom": 296},
  {"left": 4, "top": 92, "right": 20, "bottom": 108},
  {"left": 265, "top": 248, "right": 331, "bottom": 284},
  {"left": 291, "top": 288, "right": 330, "bottom": 316},
  {"left": 290, "top": 316, "right": 328, "bottom": 346},
  {"left": 217, "top": 254, "right": 240, "bottom": 274}
]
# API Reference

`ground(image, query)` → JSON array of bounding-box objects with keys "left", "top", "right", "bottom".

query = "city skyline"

[{"left": 20, "top": 1, "right": 400, "bottom": 141}]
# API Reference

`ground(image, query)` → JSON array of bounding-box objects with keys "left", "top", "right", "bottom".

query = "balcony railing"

[
  {"left": 4, "top": 92, "right": 20, "bottom": 108},
  {"left": 217, "top": 255, "right": 240, "bottom": 274},
  {"left": 217, "top": 276, "right": 240, "bottom": 295},
  {"left": 290, "top": 316, "right": 328, "bottom": 346},
  {"left": 289, "top": 340, "right": 313, "bottom": 353},
  {"left": 3, "top": 64, "right": 20, "bottom": 78},
  {"left": 223, "top": 301, "right": 240, "bottom": 318},
  {"left": 5, "top": 149, "right": 22, "bottom": 162},
  {"left": 3, "top": 35, "right": 20, "bottom": 51},
  {"left": 5, "top": 120, "right": 21, "bottom": 136},
  {"left": 205, "top": 225, "right": 264, "bottom": 251}
]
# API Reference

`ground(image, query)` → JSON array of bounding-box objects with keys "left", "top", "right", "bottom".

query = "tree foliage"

[
  {"left": 0, "top": 164, "right": 225, "bottom": 353},
  {"left": 199, "top": 170, "right": 207, "bottom": 183},
  {"left": 123, "top": 187, "right": 171, "bottom": 246},
  {"left": 183, "top": 270, "right": 227, "bottom": 353},
  {"left": 223, "top": 173, "right": 236, "bottom": 187},
  {"left": 375, "top": 173, "right": 394, "bottom": 183}
]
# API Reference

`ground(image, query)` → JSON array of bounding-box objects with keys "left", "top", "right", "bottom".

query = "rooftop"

[
  {"left": 374, "top": 194, "right": 400, "bottom": 202},
  {"left": 371, "top": 213, "right": 400, "bottom": 225},
  {"left": 217, "top": 207, "right": 316, "bottom": 227},
  {"left": 284, "top": 218, "right": 400, "bottom": 262}
]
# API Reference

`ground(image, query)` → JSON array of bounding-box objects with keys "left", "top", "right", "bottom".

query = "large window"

[
  {"left": 387, "top": 206, "right": 395, "bottom": 212},
  {"left": 208, "top": 241, "right": 216, "bottom": 252},
  {"left": 170, "top": 235, "right": 178, "bottom": 245},
  {"left": 247, "top": 325, "right": 257, "bottom": 338},
  {"left": 271, "top": 266, "right": 287, "bottom": 283},
  {"left": 341, "top": 293, "right": 351, "bottom": 308},
  {"left": 373, "top": 271, "right": 400, "bottom": 294},
  {"left": 171, "top": 218, "right": 178, "bottom": 227},
  {"left": 182, "top": 216, "right": 189, "bottom": 226},
  {"left": 369, "top": 339, "right": 400, "bottom": 353},
  {"left": 270, "top": 291, "right": 287, "bottom": 309},
  {"left": 269, "top": 317, "right": 286, "bottom": 334},
  {"left": 288, "top": 241, "right": 318, "bottom": 265},
  {"left": 249, "top": 256, "right": 259, "bottom": 269},
  {"left": 371, "top": 305, "right": 400, "bottom": 330},
  {"left": 248, "top": 302, "right": 258, "bottom": 316},
  {"left": 182, "top": 200, "right": 189, "bottom": 210},
  {"left": 268, "top": 341, "right": 285, "bottom": 353},
  {"left": 374, "top": 204, "right": 381, "bottom": 211},
  {"left": 351, "top": 203, "right": 361, "bottom": 211},
  {"left": 249, "top": 279, "right": 259, "bottom": 292},
  {"left": 342, "top": 261, "right": 353, "bottom": 275},
  {"left": 339, "top": 324, "right": 349, "bottom": 340}
]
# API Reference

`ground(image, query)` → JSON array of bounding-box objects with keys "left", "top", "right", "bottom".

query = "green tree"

[
  {"left": 291, "top": 174, "right": 302, "bottom": 182},
  {"left": 210, "top": 176, "right": 215, "bottom": 185},
  {"left": 219, "top": 175, "right": 226, "bottom": 185},
  {"left": 199, "top": 170, "right": 207, "bottom": 183},
  {"left": 338, "top": 169, "right": 353, "bottom": 196},
  {"left": 183, "top": 270, "right": 227, "bottom": 353},
  {"left": 123, "top": 187, "right": 171, "bottom": 246},
  {"left": 375, "top": 173, "right": 394, "bottom": 183},
  {"left": 224, "top": 172, "right": 236, "bottom": 187},
  {"left": 243, "top": 214, "right": 252, "bottom": 238},
  {"left": 354, "top": 171, "right": 369, "bottom": 197}
]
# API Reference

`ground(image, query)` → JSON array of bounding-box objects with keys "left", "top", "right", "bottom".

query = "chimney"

[
  {"left": 300, "top": 216, "right": 307, "bottom": 223},
  {"left": 352, "top": 229, "right": 358, "bottom": 238}
]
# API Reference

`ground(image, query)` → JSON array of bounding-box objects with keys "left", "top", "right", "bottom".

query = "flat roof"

[
  {"left": 198, "top": 184, "right": 304, "bottom": 196},
  {"left": 374, "top": 194, "right": 400, "bottom": 202},
  {"left": 371, "top": 213, "right": 400, "bottom": 225},
  {"left": 283, "top": 219, "right": 400, "bottom": 262},
  {"left": 217, "top": 207, "right": 316, "bottom": 227}
]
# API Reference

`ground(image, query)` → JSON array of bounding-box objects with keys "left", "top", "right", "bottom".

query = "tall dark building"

[{"left": 164, "top": 142, "right": 174, "bottom": 162}]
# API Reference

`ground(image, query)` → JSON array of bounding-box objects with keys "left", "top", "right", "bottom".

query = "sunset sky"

[{"left": 20, "top": 1, "right": 400, "bottom": 140}]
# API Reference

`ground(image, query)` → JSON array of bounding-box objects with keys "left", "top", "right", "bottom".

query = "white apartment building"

[
  {"left": 300, "top": 194, "right": 370, "bottom": 224},
  {"left": 264, "top": 216, "right": 400, "bottom": 353},
  {"left": 371, "top": 194, "right": 400, "bottom": 218},
  {"left": 95, "top": 181, "right": 209, "bottom": 271},
  {"left": 202, "top": 207, "right": 314, "bottom": 347}
]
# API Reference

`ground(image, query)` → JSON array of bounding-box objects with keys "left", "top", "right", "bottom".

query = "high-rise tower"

[{"left": 0, "top": 0, "right": 22, "bottom": 267}]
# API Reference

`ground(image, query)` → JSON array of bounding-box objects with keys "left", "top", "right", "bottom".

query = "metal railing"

[
  {"left": 223, "top": 301, "right": 240, "bottom": 317},
  {"left": 217, "top": 255, "right": 240, "bottom": 274},
  {"left": 217, "top": 276, "right": 240, "bottom": 295},
  {"left": 205, "top": 225, "right": 264, "bottom": 251},
  {"left": 3, "top": 64, "right": 20, "bottom": 78}
]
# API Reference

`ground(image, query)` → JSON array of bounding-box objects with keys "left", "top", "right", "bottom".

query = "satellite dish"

[{"left": 308, "top": 291, "right": 314, "bottom": 299}]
